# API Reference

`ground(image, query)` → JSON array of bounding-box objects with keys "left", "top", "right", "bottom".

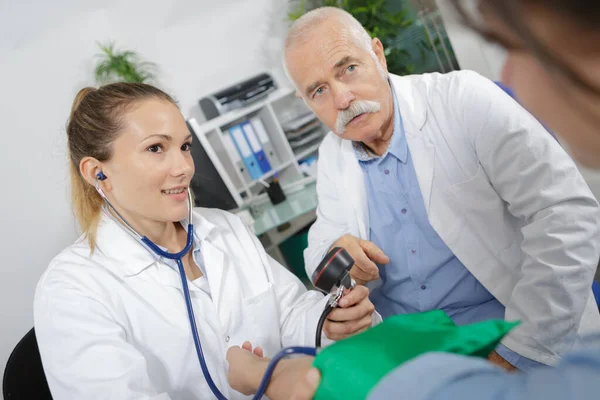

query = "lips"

[{"left": 348, "top": 113, "right": 366, "bottom": 125}]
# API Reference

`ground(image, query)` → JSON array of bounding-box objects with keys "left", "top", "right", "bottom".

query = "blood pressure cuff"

[{"left": 312, "top": 310, "right": 518, "bottom": 400}]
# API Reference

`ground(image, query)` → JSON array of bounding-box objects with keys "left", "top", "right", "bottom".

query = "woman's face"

[
  {"left": 482, "top": 3, "right": 600, "bottom": 168},
  {"left": 101, "top": 99, "right": 195, "bottom": 227}
]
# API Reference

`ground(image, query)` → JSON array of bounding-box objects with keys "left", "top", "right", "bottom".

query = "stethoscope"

[{"left": 93, "top": 171, "right": 316, "bottom": 399}]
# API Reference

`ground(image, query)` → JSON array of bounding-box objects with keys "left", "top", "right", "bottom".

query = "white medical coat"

[
  {"left": 34, "top": 208, "right": 333, "bottom": 399},
  {"left": 304, "top": 70, "right": 600, "bottom": 365}
]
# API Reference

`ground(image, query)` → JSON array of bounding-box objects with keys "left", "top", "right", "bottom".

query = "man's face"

[{"left": 286, "top": 23, "right": 394, "bottom": 143}]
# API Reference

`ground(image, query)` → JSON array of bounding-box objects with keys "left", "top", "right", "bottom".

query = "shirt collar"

[
  {"left": 95, "top": 209, "right": 217, "bottom": 277},
  {"left": 353, "top": 79, "right": 408, "bottom": 164}
]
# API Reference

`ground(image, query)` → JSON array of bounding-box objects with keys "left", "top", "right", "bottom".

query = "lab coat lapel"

[
  {"left": 340, "top": 139, "right": 369, "bottom": 239},
  {"left": 391, "top": 74, "right": 434, "bottom": 213},
  {"left": 202, "top": 239, "right": 226, "bottom": 312},
  {"left": 407, "top": 133, "right": 435, "bottom": 214},
  {"left": 202, "top": 235, "right": 239, "bottom": 335}
]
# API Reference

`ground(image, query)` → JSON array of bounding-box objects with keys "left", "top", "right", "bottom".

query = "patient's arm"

[{"left": 226, "top": 345, "right": 315, "bottom": 400}]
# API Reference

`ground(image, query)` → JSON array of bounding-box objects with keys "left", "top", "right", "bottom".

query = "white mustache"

[{"left": 335, "top": 100, "right": 381, "bottom": 134}]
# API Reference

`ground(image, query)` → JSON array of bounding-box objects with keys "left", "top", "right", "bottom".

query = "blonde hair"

[{"left": 66, "top": 83, "right": 177, "bottom": 249}]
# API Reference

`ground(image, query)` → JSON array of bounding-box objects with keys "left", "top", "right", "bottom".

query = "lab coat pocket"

[
  {"left": 446, "top": 164, "right": 516, "bottom": 256},
  {"left": 242, "top": 284, "right": 281, "bottom": 355},
  {"left": 448, "top": 165, "right": 499, "bottom": 216}
]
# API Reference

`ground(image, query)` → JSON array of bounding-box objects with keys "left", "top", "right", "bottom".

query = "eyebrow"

[
  {"left": 334, "top": 56, "right": 355, "bottom": 69},
  {"left": 143, "top": 133, "right": 193, "bottom": 142},
  {"left": 304, "top": 56, "right": 358, "bottom": 97}
]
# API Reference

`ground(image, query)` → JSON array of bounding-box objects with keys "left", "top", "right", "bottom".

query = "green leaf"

[
  {"left": 288, "top": 0, "right": 306, "bottom": 20},
  {"left": 350, "top": 6, "right": 369, "bottom": 15},
  {"left": 94, "top": 40, "right": 156, "bottom": 84}
]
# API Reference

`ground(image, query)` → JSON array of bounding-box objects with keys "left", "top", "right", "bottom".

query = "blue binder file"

[
  {"left": 242, "top": 121, "right": 272, "bottom": 174},
  {"left": 229, "top": 124, "right": 262, "bottom": 180}
]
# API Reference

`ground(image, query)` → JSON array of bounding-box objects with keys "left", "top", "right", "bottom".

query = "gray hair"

[{"left": 283, "top": 7, "right": 387, "bottom": 90}]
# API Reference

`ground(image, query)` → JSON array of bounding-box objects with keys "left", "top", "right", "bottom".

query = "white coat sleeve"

[
  {"left": 34, "top": 271, "right": 171, "bottom": 400},
  {"left": 266, "top": 254, "right": 336, "bottom": 348},
  {"left": 242, "top": 221, "right": 381, "bottom": 349},
  {"left": 240, "top": 220, "right": 334, "bottom": 348},
  {"left": 453, "top": 71, "right": 600, "bottom": 361},
  {"left": 303, "top": 139, "right": 352, "bottom": 277}
]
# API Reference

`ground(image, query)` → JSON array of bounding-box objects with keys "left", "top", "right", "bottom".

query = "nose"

[
  {"left": 333, "top": 83, "right": 355, "bottom": 110},
  {"left": 171, "top": 149, "right": 194, "bottom": 178}
]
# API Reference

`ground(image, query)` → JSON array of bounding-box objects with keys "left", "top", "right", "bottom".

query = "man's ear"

[{"left": 371, "top": 38, "right": 388, "bottom": 72}]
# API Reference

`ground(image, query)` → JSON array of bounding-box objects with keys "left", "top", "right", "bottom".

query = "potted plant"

[{"left": 94, "top": 41, "right": 156, "bottom": 85}]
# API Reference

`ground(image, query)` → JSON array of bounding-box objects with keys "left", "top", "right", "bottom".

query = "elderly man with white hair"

[{"left": 280, "top": 6, "right": 600, "bottom": 371}]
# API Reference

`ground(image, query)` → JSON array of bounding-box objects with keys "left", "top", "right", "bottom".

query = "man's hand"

[
  {"left": 331, "top": 234, "right": 389, "bottom": 285},
  {"left": 488, "top": 350, "right": 517, "bottom": 372},
  {"left": 226, "top": 342, "right": 268, "bottom": 396},
  {"left": 323, "top": 285, "right": 375, "bottom": 340}
]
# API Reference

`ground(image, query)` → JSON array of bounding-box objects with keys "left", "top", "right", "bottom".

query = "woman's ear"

[{"left": 80, "top": 157, "right": 106, "bottom": 189}]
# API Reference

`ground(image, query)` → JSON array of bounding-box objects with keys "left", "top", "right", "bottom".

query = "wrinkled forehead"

[{"left": 285, "top": 27, "right": 368, "bottom": 90}]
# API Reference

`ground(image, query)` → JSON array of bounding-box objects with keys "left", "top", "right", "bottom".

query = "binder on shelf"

[
  {"left": 250, "top": 116, "right": 280, "bottom": 166},
  {"left": 229, "top": 124, "right": 263, "bottom": 180},
  {"left": 241, "top": 121, "right": 272, "bottom": 174},
  {"left": 222, "top": 131, "right": 252, "bottom": 183}
]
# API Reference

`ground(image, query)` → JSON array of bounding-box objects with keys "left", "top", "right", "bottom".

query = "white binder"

[
  {"left": 250, "top": 117, "right": 281, "bottom": 167},
  {"left": 223, "top": 130, "right": 252, "bottom": 183}
]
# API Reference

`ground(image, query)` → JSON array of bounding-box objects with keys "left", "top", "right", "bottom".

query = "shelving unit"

[{"left": 187, "top": 87, "right": 328, "bottom": 208}]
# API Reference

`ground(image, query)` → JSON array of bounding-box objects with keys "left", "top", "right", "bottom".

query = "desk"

[{"left": 247, "top": 181, "right": 318, "bottom": 272}]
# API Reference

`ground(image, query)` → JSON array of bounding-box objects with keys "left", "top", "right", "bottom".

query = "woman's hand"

[
  {"left": 323, "top": 285, "right": 376, "bottom": 340},
  {"left": 227, "top": 342, "right": 317, "bottom": 400},
  {"left": 226, "top": 342, "right": 268, "bottom": 396}
]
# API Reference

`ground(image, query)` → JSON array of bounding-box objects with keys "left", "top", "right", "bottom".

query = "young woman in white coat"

[{"left": 33, "top": 83, "right": 376, "bottom": 400}]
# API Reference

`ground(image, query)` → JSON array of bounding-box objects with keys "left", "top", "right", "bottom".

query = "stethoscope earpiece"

[{"left": 94, "top": 171, "right": 107, "bottom": 199}]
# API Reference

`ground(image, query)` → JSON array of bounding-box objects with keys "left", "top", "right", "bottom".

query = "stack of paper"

[{"left": 282, "top": 112, "right": 326, "bottom": 150}]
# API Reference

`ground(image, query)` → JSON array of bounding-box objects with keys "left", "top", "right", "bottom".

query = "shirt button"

[
  {"left": 421, "top": 285, "right": 427, "bottom": 290},
  {"left": 225, "top": 336, "right": 230, "bottom": 343},
  {"left": 411, "top": 249, "right": 417, "bottom": 255},
  {"left": 401, "top": 208, "right": 407, "bottom": 214},
  {"left": 384, "top": 169, "right": 390, "bottom": 175}
]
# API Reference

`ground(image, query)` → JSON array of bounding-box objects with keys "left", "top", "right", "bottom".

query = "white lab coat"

[
  {"left": 304, "top": 70, "right": 600, "bottom": 365},
  {"left": 34, "top": 208, "right": 334, "bottom": 400}
]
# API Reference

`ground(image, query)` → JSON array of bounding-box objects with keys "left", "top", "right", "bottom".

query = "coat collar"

[
  {"left": 95, "top": 210, "right": 218, "bottom": 277},
  {"left": 339, "top": 74, "right": 433, "bottom": 237},
  {"left": 388, "top": 74, "right": 428, "bottom": 134},
  {"left": 390, "top": 74, "right": 435, "bottom": 213}
]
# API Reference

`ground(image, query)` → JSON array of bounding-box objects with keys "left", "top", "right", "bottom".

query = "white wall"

[
  {"left": 0, "top": 0, "right": 291, "bottom": 390},
  {"left": 436, "top": 0, "right": 600, "bottom": 202}
]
